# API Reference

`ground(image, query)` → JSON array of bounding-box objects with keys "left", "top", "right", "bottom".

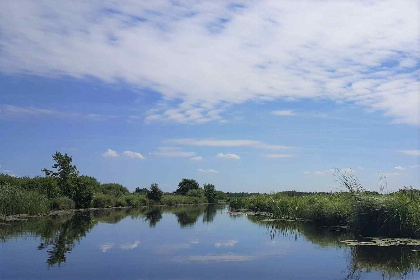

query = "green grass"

[{"left": 229, "top": 190, "right": 420, "bottom": 238}]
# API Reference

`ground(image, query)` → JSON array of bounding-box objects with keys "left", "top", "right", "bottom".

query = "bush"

[
  {"left": 0, "top": 183, "right": 50, "bottom": 216},
  {"left": 50, "top": 197, "right": 75, "bottom": 210},
  {"left": 95, "top": 183, "right": 130, "bottom": 197},
  {"left": 92, "top": 194, "right": 116, "bottom": 208},
  {"left": 120, "top": 195, "right": 149, "bottom": 207}
]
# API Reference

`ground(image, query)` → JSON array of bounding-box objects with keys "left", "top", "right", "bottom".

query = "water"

[{"left": 1, "top": 205, "right": 419, "bottom": 280}]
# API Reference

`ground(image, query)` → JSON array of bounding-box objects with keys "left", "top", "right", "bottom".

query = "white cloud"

[
  {"left": 153, "top": 147, "right": 195, "bottom": 158},
  {"left": 394, "top": 166, "right": 406, "bottom": 171},
  {"left": 265, "top": 154, "right": 294, "bottom": 158},
  {"left": 303, "top": 168, "right": 353, "bottom": 176},
  {"left": 271, "top": 110, "right": 295, "bottom": 116},
  {"left": 198, "top": 169, "right": 219, "bottom": 173},
  {"left": 217, "top": 153, "right": 240, "bottom": 160},
  {"left": 1, "top": 1, "right": 417, "bottom": 125},
  {"left": 102, "top": 149, "right": 120, "bottom": 158},
  {"left": 167, "top": 138, "right": 292, "bottom": 150},
  {"left": 0, "top": 105, "right": 115, "bottom": 121},
  {"left": 123, "top": 151, "right": 145, "bottom": 159},
  {"left": 398, "top": 150, "right": 420, "bottom": 156},
  {"left": 214, "top": 240, "right": 238, "bottom": 248},
  {"left": 190, "top": 156, "right": 203, "bottom": 161}
]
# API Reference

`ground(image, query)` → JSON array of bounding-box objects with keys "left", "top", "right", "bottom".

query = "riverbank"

[{"left": 229, "top": 189, "right": 420, "bottom": 238}]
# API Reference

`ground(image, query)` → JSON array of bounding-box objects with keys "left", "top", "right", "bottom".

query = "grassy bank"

[
  {"left": 0, "top": 176, "right": 208, "bottom": 217},
  {"left": 229, "top": 189, "right": 420, "bottom": 238}
]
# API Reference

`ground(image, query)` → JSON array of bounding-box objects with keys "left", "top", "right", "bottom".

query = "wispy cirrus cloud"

[
  {"left": 398, "top": 150, "right": 420, "bottom": 156},
  {"left": 265, "top": 154, "right": 294, "bottom": 159},
  {"left": 198, "top": 169, "right": 219, "bottom": 173},
  {"left": 167, "top": 138, "right": 292, "bottom": 150},
  {"left": 0, "top": 1, "right": 417, "bottom": 125},
  {"left": 271, "top": 110, "right": 296, "bottom": 116},
  {"left": 0, "top": 105, "right": 116, "bottom": 121},
  {"left": 152, "top": 147, "right": 195, "bottom": 158}
]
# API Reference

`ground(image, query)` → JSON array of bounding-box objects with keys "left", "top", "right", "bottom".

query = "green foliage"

[
  {"left": 0, "top": 183, "right": 50, "bottom": 215},
  {"left": 50, "top": 196, "right": 75, "bottom": 210},
  {"left": 42, "top": 152, "right": 93, "bottom": 208},
  {"left": 120, "top": 194, "right": 149, "bottom": 207},
  {"left": 22, "top": 176, "right": 60, "bottom": 199},
  {"left": 186, "top": 188, "right": 204, "bottom": 198},
  {"left": 175, "top": 178, "right": 199, "bottom": 196},
  {"left": 72, "top": 176, "right": 94, "bottom": 208},
  {"left": 134, "top": 187, "right": 148, "bottom": 195},
  {"left": 42, "top": 152, "right": 79, "bottom": 197},
  {"left": 92, "top": 194, "right": 116, "bottom": 208},
  {"left": 215, "top": 190, "right": 227, "bottom": 201},
  {"left": 203, "top": 184, "right": 217, "bottom": 203},
  {"left": 95, "top": 183, "right": 130, "bottom": 197},
  {"left": 146, "top": 183, "right": 163, "bottom": 202}
]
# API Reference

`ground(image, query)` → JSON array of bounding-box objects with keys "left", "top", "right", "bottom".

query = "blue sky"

[{"left": 0, "top": 1, "right": 419, "bottom": 192}]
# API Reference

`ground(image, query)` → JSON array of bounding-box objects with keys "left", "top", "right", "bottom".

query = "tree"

[
  {"left": 176, "top": 179, "right": 199, "bottom": 196},
  {"left": 146, "top": 183, "right": 163, "bottom": 202},
  {"left": 42, "top": 152, "right": 79, "bottom": 198},
  {"left": 204, "top": 183, "right": 217, "bottom": 203},
  {"left": 42, "top": 152, "right": 93, "bottom": 208}
]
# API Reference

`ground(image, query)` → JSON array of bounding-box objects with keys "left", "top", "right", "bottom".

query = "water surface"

[{"left": 1, "top": 205, "right": 419, "bottom": 280}]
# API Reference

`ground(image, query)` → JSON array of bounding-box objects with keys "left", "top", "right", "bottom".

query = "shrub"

[
  {"left": 121, "top": 195, "right": 149, "bottom": 207},
  {"left": 92, "top": 194, "right": 116, "bottom": 208},
  {"left": 95, "top": 183, "right": 130, "bottom": 197},
  {"left": 50, "top": 197, "right": 75, "bottom": 210}
]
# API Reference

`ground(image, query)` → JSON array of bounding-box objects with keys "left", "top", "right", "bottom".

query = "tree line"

[{"left": 0, "top": 152, "right": 226, "bottom": 216}]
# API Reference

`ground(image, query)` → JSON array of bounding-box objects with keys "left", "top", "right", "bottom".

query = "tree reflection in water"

[
  {"left": 0, "top": 205, "right": 224, "bottom": 266},
  {"left": 246, "top": 215, "right": 420, "bottom": 280},
  {"left": 38, "top": 212, "right": 95, "bottom": 266}
]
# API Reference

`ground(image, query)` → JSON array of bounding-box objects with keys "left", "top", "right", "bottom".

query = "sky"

[{"left": 0, "top": 0, "right": 419, "bottom": 193}]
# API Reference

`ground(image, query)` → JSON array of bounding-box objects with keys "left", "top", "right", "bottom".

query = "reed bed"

[{"left": 229, "top": 190, "right": 420, "bottom": 238}]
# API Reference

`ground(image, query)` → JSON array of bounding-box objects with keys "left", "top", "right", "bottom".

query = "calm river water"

[{"left": 1, "top": 204, "right": 419, "bottom": 280}]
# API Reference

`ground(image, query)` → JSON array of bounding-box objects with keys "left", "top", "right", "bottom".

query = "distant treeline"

[{"left": 0, "top": 152, "right": 226, "bottom": 216}]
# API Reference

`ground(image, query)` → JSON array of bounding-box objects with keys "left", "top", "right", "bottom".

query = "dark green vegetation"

[
  {"left": 230, "top": 174, "right": 420, "bottom": 238},
  {"left": 0, "top": 152, "right": 222, "bottom": 217}
]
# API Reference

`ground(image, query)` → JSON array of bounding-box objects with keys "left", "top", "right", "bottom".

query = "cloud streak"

[{"left": 167, "top": 138, "right": 292, "bottom": 150}]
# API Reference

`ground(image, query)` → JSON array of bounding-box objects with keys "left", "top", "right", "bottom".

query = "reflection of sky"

[{"left": 1, "top": 206, "right": 419, "bottom": 280}]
